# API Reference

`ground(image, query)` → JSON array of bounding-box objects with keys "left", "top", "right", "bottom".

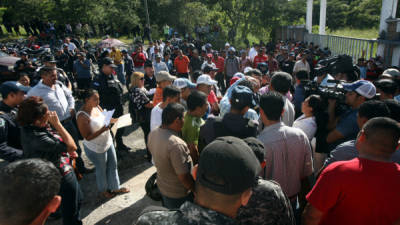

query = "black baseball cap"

[
  {"left": 203, "top": 65, "right": 218, "bottom": 73},
  {"left": 101, "top": 57, "right": 117, "bottom": 68},
  {"left": 0, "top": 81, "right": 30, "bottom": 98},
  {"left": 231, "top": 85, "right": 256, "bottom": 108},
  {"left": 197, "top": 136, "right": 261, "bottom": 195}
]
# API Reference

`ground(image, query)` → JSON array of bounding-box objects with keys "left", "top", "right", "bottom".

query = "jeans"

[
  {"left": 60, "top": 171, "right": 83, "bottom": 225},
  {"left": 62, "top": 120, "right": 86, "bottom": 173},
  {"left": 161, "top": 193, "right": 193, "bottom": 209},
  {"left": 84, "top": 144, "right": 120, "bottom": 192},
  {"left": 140, "top": 121, "right": 151, "bottom": 159},
  {"left": 116, "top": 63, "right": 126, "bottom": 85}
]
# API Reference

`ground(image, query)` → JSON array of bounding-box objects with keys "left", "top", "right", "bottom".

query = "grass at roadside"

[{"left": 326, "top": 27, "right": 379, "bottom": 40}]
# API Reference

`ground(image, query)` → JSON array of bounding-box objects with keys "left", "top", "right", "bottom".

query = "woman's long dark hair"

[{"left": 307, "top": 94, "right": 327, "bottom": 135}]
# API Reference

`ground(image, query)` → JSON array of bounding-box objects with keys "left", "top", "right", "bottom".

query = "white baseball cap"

[
  {"left": 343, "top": 80, "right": 376, "bottom": 99},
  {"left": 196, "top": 74, "right": 217, "bottom": 86}
]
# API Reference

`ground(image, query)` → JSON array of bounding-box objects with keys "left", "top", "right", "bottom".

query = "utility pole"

[{"left": 143, "top": 0, "right": 151, "bottom": 41}]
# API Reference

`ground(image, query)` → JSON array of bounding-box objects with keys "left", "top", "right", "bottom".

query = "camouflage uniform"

[
  {"left": 236, "top": 178, "right": 295, "bottom": 225},
  {"left": 135, "top": 201, "right": 238, "bottom": 225}
]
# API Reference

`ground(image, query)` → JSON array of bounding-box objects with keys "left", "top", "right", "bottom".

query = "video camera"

[
  {"left": 303, "top": 79, "right": 349, "bottom": 116},
  {"left": 314, "top": 54, "right": 354, "bottom": 77}
]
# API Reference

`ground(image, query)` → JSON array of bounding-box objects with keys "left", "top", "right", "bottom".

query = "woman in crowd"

[
  {"left": 128, "top": 72, "right": 154, "bottom": 160},
  {"left": 18, "top": 96, "right": 82, "bottom": 225},
  {"left": 293, "top": 94, "right": 327, "bottom": 171},
  {"left": 76, "top": 89, "right": 129, "bottom": 198}
]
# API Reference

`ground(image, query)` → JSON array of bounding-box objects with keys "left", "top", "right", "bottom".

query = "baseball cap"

[
  {"left": 374, "top": 79, "right": 397, "bottom": 94},
  {"left": 203, "top": 65, "right": 218, "bottom": 73},
  {"left": 343, "top": 80, "right": 376, "bottom": 99},
  {"left": 383, "top": 68, "right": 400, "bottom": 78},
  {"left": 231, "top": 85, "right": 256, "bottom": 108},
  {"left": 0, "top": 81, "right": 30, "bottom": 97},
  {"left": 155, "top": 71, "right": 176, "bottom": 82},
  {"left": 225, "top": 42, "right": 230, "bottom": 47},
  {"left": 197, "top": 136, "right": 261, "bottom": 195},
  {"left": 155, "top": 53, "right": 162, "bottom": 58},
  {"left": 101, "top": 57, "right": 117, "bottom": 68},
  {"left": 196, "top": 74, "right": 217, "bottom": 86},
  {"left": 173, "top": 78, "right": 196, "bottom": 89}
]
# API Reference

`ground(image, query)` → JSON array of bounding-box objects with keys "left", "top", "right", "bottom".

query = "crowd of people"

[{"left": 0, "top": 33, "right": 400, "bottom": 225}]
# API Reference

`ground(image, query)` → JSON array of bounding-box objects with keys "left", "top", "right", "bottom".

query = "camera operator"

[{"left": 326, "top": 80, "right": 376, "bottom": 149}]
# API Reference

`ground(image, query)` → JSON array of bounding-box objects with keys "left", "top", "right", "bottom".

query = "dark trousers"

[
  {"left": 76, "top": 77, "right": 92, "bottom": 89},
  {"left": 60, "top": 171, "right": 83, "bottom": 225},
  {"left": 115, "top": 127, "right": 125, "bottom": 148},
  {"left": 161, "top": 193, "right": 193, "bottom": 209},
  {"left": 140, "top": 121, "right": 151, "bottom": 159},
  {"left": 215, "top": 72, "right": 226, "bottom": 94},
  {"left": 62, "top": 120, "right": 86, "bottom": 173}
]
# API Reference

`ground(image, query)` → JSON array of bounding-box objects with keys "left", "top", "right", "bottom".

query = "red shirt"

[
  {"left": 132, "top": 52, "right": 146, "bottom": 67},
  {"left": 253, "top": 55, "right": 268, "bottom": 68},
  {"left": 212, "top": 56, "right": 225, "bottom": 73},
  {"left": 307, "top": 158, "right": 400, "bottom": 225},
  {"left": 174, "top": 55, "right": 190, "bottom": 73}
]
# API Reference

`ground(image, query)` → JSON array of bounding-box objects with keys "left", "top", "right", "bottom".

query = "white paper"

[
  {"left": 111, "top": 114, "right": 132, "bottom": 136},
  {"left": 102, "top": 109, "right": 115, "bottom": 126}
]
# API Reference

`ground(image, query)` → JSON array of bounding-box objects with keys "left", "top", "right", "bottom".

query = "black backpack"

[{"left": 145, "top": 172, "right": 162, "bottom": 201}]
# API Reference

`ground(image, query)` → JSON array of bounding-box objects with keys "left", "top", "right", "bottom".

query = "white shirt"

[
  {"left": 313, "top": 74, "right": 335, "bottom": 87},
  {"left": 293, "top": 115, "right": 317, "bottom": 141},
  {"left": 249, "top": 47, "right": 258, "bottom": 61},
  {"left": 201, "top": 61, "right": 216, "bottom": 70},
  {"left": 293, "top": 60, "right": 310, "bottom": 74},
  {"left": 150, "top": 103, "right": 163, "bottom": 131},
  {"left": 68, "top": 42, "right": 77, "bottom": 52}
]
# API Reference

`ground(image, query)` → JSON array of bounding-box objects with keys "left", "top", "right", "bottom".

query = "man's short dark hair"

[
  {"left": 162, "top": 103, "right": 185, "bottom": 126},
  {"left": 187, "top": 90, "right": 207, "bottom": 111},
  {"left": 375, "top": 79, "right": 398, "bottom": 95},
  {"left": 237, "top": 79, "right": 254, "bottom": 91},
  {"left": 363, "top": 117, "right": 400, "bottom": 152},
  {"left": 383, "top": 99, "right": 400, "bottom": 122},
  {"left": 271, "top": 72, "right": 292, "bottom": 94},
  {"left": 358, "top": 100, "right": 390, "bottom": 120},
  {"left": 0, "top": 159, "right": 61, "bottom": 225},
  {"left": 39, "top": 66, "right": 56, "bottom": 77},
  {"left": 162, "top": 86, "right": 181, "bottom": 102},
  {"left": 296, "top": 70, "right": 309, "bottom": 81},
  {"left": 192, "top": 70, "right": 202, "bottom": 83},
  {"left": 260, "top": 92, "right": 284, "bottom": 121}
]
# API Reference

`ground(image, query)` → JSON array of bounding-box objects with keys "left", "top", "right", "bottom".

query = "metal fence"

[
  {"left": 304, "top": 33, "right": 377, "bottom": 60},
  {"left": 304, "top": 33, "right": 400, "bottom": 66}
]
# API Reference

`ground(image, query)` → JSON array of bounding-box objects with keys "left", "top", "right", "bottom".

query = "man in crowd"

[
  {"left": 323, "top": 100, "right": 392, "bottom": 166},
  {"left": 258, "top": 92, "right": 313, "bottom": 212},
  {"left": 111, "top": 46, "right": 125, "bottom": 85},
  {"left": 212, "top": 51, "right": 225, "bottom": 90},
  {"left": 173, "top": 78, "right": 196, "bottom": 110},
  {"left": 174, "top": 50, "right": 190, "bottom": 79},
  {"left": 237, "top": 137, "right": 295, "bottom": 225},
  {"left": 303, "top": 117, "right": 400, "bottom": 225},
  {"left": 154, "top": 53, "right": 169, "bottom": 74},
  {"left": 93, "top": 57, "right": 129, "bottom": 152},
  {"left": 189, "top": 50, "right": 203, "bottom": 74},
  {"left": 122, "top": 49, "right": 134, "bottom": 89},
  {"left": 73, "top": 52, "right": 92, "bottom": 89},
  {"left": 293, "top": 49, "right": 310, "bottom": 75},
  {"left": 41, "top": 54, "right": 72, "bottom": 90},
  {"left": 326, "top": 80, "right": 376, "bottom": 149},
  {"left": 270, "top": 72, "right": 295, "bottom": 126},
  {"left": 267, "top": 51, "right": 279, "bottom": 73},
  {"left": 253, "top": 47, "right": 267, "bottom": 68},
  {"left": 0, "top": 159, "right": 62, "bottom": 225},
  {"left": 148, "top": 103, "right": 194, "bottom": 209},
  {"left": 0, "top": 81, "right": 30, "bottom": 162},
  {"left": 144, "top": 63, "right": 157, "bottom": 91},
  {"left": 224, "top": 47, "right": 240, "bottom": 90},
  {"left": 199, "top": 85, "right": 258, "bottom": 148},
  {"left": 136, "top": 136, "right": 260, "bottom": 224},
  {"left": 132, "top": 45, "right": 147, "bottom": 73},
  {"left": 14, "top": 51, "right": 36, "bottom": 74},
  {"left": 281, "top": 52, "right": 296, "bottom": 75},
  {"left": 28, "top": 67, "right": 87, "bottom": 173},
  {"left": 374, "top": 79, "right": 397, "bottom": 100},
  {"left": 150, "top": 86, "right": 181, "bottom": 131}
]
